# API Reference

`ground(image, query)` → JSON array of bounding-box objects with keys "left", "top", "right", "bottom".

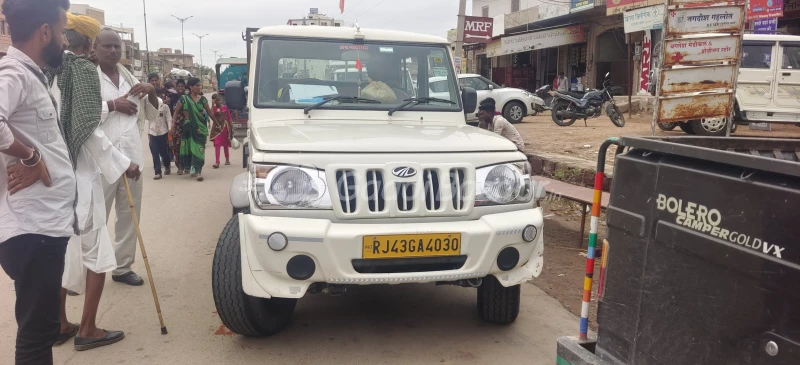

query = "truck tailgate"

[{"left": 596, "top": 137, "right": 800, "bottom": 365}]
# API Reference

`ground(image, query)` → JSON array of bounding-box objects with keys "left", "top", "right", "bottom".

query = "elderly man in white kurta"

[{"left": 95, "top": 28, "right": 159, "bottom": 286}]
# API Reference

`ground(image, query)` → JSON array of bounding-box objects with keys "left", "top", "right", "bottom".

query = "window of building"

[
  {"left": 0, "top": 21, "right": 5, "bottom": 35},
  {"left": 482, "top": 6, "right": 489, "bottom": 17},
  {"left": 511, "top": 0, "right": 520, "bottom": 12},
  {"left": 321, "top": 22, "right": 327, "bottom": 26}
]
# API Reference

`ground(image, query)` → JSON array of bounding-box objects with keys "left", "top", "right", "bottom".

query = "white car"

[
  {"left": 457, "top": 74, "right": 542, "bottom": 124},
  {"left": 215, "top": 25, "right": 547, "bottom": 337}
]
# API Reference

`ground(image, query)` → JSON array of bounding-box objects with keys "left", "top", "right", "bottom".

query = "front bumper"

[{"left": 239, "top": 208, "right": 544, "bottom": 299}]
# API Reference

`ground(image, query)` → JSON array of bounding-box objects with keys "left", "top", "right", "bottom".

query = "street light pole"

[
  {"left": 211, "top": 49, "right": 221, "bottom": 63},
  {"left": 193, "top": 33, "right": 209, "bottom": 85},
  {"left": 143, "top": 0, "right": 151, "bottom": 75},
  {"left": 170, "top": 15, "right": 193, "bottom": 55},
  {"left": 454, "top": 0, "right": 467, "bottom": 74}
]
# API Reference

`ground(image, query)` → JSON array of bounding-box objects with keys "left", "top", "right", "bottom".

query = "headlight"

[
  {"left": 475, "top": 162, "right": 532, "bottom": 206},
  {"left": 251, "top": 164, "right": 331, "bottom": 209}
]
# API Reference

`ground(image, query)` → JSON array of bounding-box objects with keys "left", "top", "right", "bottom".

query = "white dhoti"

[{"left": 61, "top": 129, "right": 131, "bottom": 294}]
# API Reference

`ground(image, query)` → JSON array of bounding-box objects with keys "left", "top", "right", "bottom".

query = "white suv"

[{"left": 214, "top": 25, "right": 546, "bottom": 336}]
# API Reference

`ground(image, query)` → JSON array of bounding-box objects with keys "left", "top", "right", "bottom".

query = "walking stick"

[{"left": 123, "top": 177, "right": 168, "bottom": 335}]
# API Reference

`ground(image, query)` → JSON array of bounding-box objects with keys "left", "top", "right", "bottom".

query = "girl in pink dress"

[{"left": 210, "top": 94, "right": 233, "bottom": 168}]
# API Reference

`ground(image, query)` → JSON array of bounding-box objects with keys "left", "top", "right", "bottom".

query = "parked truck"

[{"left": 556, "top": 136, "right": 799, "bottom": 365}]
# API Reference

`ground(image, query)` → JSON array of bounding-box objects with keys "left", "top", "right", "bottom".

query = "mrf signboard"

[
  {"left": 464, "top": 16, "right": 494, "bottom": 43},
  {"left": 652, "top": 0, "right": 746, "bottom": 133}
]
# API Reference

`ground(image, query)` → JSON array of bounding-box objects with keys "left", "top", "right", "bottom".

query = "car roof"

[
  {"left": 743, "top": 33, "right": 800, "bottom": 42},
  {"left": 255, "top": 25, "right": 449, "bottom": 45}
]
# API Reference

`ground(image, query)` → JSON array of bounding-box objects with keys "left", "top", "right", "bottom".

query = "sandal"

[
  {"left": 197, "top": 175, "right": 204, "bottom": 182},
  {"left": 153, "top": 174, "right": 162, "bottom": 180},
  {"left": 225, "top": 161, "right": 231, "bottom": 165},
  {"left": 212, "top": 164, "right": 219, "bottom": 169},
  {"left": 176, "top": 169, "right": 183, "bottom": 176},
  {"left": 55, "top": 323, "right": 80, "bottom": 346},
  {"left": 164, "top": 168, "right": 171, "bottom": 176}
]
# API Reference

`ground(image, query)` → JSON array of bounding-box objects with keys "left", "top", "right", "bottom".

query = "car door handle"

[{"left": 782, "top": 72, "right": 791, "bottom": 76}]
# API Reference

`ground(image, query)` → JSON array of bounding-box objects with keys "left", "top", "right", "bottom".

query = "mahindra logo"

[{"left": 392, "top": 167, "right": 417, "bottom": 178}]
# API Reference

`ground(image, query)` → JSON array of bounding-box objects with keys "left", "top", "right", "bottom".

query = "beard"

[{"left": 43, "top": 37, "right": 65, "bottom": 68}]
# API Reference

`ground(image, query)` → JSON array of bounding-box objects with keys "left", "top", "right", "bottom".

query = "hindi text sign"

[
  {"left": 666, "top": 6, "right": 744, "bottom": 36},
  {"left": 624, "top": 5, "right": 665, "bottom": 33},
  {"left": 662, "top": 35, "right": 741, "bottom": 66}
]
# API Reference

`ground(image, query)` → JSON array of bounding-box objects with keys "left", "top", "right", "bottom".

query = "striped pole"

[{"left": 579, "top": 137, "right": 619, "bottom": 341}]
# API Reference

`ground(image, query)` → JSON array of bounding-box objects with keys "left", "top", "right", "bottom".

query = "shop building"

[{"left": 466, "top": 0, "right": 655, "bottom": 96}]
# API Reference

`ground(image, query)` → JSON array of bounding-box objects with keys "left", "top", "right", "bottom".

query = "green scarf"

[{"left": 45, "top": 53, "right": 102, "bottom": 167}]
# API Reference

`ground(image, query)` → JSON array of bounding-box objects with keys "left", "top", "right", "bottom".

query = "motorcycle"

[{"left": 549, "top": 72, "right": 625, "bottom": 127}]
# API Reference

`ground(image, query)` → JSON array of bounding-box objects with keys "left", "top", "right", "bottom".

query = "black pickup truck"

[{"left": 557, "top": 137, "right": 799, "bottom": 365}]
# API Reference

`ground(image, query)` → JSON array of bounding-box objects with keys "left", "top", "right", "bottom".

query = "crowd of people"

[
  {"left": 146, "top": 73, "right": 234, "bottom": 182},
  {"left": 0, "top": 0, "right": 230, "bottom": 363}
]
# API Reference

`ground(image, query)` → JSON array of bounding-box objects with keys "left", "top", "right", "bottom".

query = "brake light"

[{"left": 597, "top": 239, "right": 609, "bottom": 299}]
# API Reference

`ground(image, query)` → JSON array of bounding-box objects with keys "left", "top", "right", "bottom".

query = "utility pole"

[
  {"left": 211, "top": 49, "right": 222, "bottom": 63},
  {"left": 454, "top": 0, "right": 467, "bottom": 74},
  {"left": 143, "top": 0, "right": 151, "bottom": 75},
  {"left": 193, "top": 33, "right": 209, "bottom": 85},
  {"left": 171, "top": 15, "right": 193, "bottom": 55}
]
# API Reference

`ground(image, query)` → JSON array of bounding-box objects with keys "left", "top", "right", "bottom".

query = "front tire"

[
  {"left": 606, "top": 104, "right": 625, "bottom": 127},
  {"left": 503, "top": 101, "right": 526, "bottom": 124},
  {"left": 477, "top": 275, "right": 520, "bottom": 324},
  {"left": 212, "top": 213, "right": 297, "bottom": 336}
]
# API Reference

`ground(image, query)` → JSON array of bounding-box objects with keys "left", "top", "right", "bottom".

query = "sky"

[{"left": 79, "top": 0, "right": 472, "bottom": 68}]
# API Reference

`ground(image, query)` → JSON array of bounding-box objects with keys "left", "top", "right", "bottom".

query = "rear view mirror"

[
  {"left": 225, "top": 80, "right": 246, "bottom": 110},
  {"left": 488, "top": 84, "right": 494, "bottom": 91},
  {"left": 461, "top": 87, "right": 477, "bottom": 114}
]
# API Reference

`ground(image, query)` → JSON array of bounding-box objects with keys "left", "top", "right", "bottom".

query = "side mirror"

[
  {"left": 461, "top": 87, "right": 477, "bottom": 114},
  {"left": 488, "top": 84, "right": 494, "bottom": 91},
  {"left": 225, "top": 80, "right": 246, "bottom": 110}
]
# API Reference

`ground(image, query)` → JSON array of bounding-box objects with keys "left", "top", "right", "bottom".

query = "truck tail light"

[{"left": 597, "top": 239, "right": 609, "bottom": 300}]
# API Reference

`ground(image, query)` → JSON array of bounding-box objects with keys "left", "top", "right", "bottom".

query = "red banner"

[{"left": 747, "top": 0, "right": 784, "bottom": 20}]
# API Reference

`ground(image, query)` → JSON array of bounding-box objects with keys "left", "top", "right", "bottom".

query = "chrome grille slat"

[
  {"left": 366, "top": 170, "right": 385, "bottom": 212},
  {"left": 450, "top": 168, "right": 467, "bottom": 211},
  {"left": 336, "top": 170, "right": 357, "bottom": 214},
  {"left": 423, "top": 169, "right": 441, "bottom": 211}
]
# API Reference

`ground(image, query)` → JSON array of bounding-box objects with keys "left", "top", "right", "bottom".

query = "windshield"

[{"left": 254, "top": 38, "right": 461, "bottom": 112}]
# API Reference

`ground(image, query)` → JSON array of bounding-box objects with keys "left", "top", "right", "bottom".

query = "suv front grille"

[{"left": 332, "top": 166, "right": 473, "bottom": 217}]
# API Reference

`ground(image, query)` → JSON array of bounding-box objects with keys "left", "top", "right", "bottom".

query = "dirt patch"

[
  {"left": 519, "top": 113, "right": 800, "bottom": 167},
  {"left": 527, "top": 198, "right": 607, "bottom": 331}
]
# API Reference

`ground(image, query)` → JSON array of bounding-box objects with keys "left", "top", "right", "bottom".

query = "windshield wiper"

[
  {"left": 388, "top": 97, "right": 457, "bottom": 116},
  {"left": 303, "top": 96, "right": 381, "bottom": 114}
]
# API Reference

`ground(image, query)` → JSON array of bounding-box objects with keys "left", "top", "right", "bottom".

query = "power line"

[
  {"left": 354, "top": 0, "right": 390, "bottom": 20},
  {"left": 340, "top": 0, "right": 372, "bottom": 19}
]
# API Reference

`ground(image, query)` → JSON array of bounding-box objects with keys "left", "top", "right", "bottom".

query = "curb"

[{"left": 526, "top": 153, "right": 612, "bottom": 192}]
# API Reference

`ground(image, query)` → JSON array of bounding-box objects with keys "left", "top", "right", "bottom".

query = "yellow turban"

[{"left": 66, "top": 13, "right": 102, "bottom": 42}]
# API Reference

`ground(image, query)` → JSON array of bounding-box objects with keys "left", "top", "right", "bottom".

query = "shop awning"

[{"left": 487, "top": 24, "right": 586, "bottom": 57}]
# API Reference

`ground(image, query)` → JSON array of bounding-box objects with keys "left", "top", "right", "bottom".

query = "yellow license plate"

[{"left": 362, "top": 233, "right": 461, "bottom": 259}]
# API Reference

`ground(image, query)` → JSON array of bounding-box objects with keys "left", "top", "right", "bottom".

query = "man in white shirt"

[
  {"left": 0, "top": 1, "right": 75, "bottom": 363},
  {"left": 94, "top": 28, "right": 159, "bottom": 286},
  {"left": 48, "top": 16, "right": 139, "bottom": 351},
  {"left": 556, "top": 71, "right": 570, "bottom": 93},
  {"left": 477, "top": 98, "right": 526, "bottom": 151}
]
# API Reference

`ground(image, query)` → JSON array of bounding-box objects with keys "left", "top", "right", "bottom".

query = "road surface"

[{"left": 0, "top": 142, "right": 580, "bottom": 365}]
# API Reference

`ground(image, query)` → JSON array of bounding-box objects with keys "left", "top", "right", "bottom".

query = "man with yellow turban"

[{"left": 45, "top": 14, "right": 137, "bottom": 351}]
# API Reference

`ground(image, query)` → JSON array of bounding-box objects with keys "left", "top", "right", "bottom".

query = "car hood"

[{"left": 251, "top": 122, "right": 518, "bottom": 153}]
